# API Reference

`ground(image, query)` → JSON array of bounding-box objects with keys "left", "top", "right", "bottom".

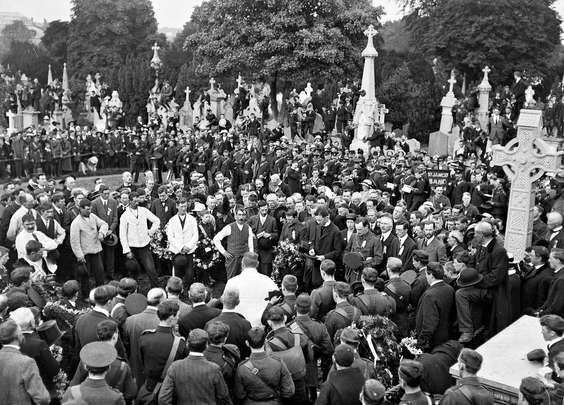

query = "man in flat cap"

[
  {"left": 317, "top": 344, "right": 365, "bottom": 405},
  {"left": 158, "top": 328, "right": 231, "bottom": 405},
  {"left": 441, "top": 348, "right": 493, "bottom": 404},
  {"left": 63, "top": 341, "right": 125, "bottom": 404},
  {"left": 397, "top": 359, "right": 431, "bottom": 404}
]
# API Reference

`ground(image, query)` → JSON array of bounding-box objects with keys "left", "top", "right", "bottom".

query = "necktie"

[
  {"left": 32, "top": 232, "right": 39, "bottom": 242},
  {"left": 103, "top": 201, "right": 107, "bottom": 212}
]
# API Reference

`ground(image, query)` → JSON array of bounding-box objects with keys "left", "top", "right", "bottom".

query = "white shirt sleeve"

[{"left": 213, "top": 224, "right": 232, "bottom": 251}]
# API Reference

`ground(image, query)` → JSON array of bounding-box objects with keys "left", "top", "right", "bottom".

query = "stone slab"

[
  {"left": 428, "top": 131, "right": 449, "bottom": 156},
  {"left": 450, "top": 315, "right": 545, "bottom": 404}
]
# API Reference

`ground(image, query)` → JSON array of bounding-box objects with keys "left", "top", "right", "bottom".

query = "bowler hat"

[
  {"left": 456, "top": 268, "right": 483, "bottom": 288},
  {"left": 37, "top": 320, "right": 63, "bottom": 346}
]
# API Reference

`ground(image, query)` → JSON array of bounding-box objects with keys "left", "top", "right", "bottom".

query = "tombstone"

[
  {"left": 429, "top": 73, "right": 457, "bottom": 156},
  {"left": 477, "top": 66, "right": 492, "bottom": 131},
  {"left": 492, "top": 109, "right": 564, "bottom": 261},
  {"left": 22, "top": 106, "right": 39, "bottom": 128},
  {"left": 223, "top": 95, "right": 234, "bottom": 124},
  {"left": 179, "top": 87, "right": 193, "bottom": 129},
  {"left": 5, "top": 111, "right": 17, "bottom": 134},
  {"left": 405, "top": 138, "right": 421, "bottom": 153},
  {"left": 377, "top": 104, "right": 389, "bottom": 126},
  {"left": 450, "top": 315, "right": 545, "bottom": 404},
  {"left": 351, "top": 25, "right": 379, "bottom": 155},
  {"left": 208, "top": 78, "right": 222, "bottom": 117},
  {"left": 193, "top": 97, "right": 202, "bottom": 121}
]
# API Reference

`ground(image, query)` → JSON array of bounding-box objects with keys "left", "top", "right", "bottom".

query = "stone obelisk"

[{"left": 350, "top": 25, "right": 379, "bottom": 156}]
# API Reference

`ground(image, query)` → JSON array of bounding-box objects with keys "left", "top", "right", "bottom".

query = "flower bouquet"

[
  {"left": 357, "top": 315, "right": 401, "bottom": 388},
  {"left": 271, "top": 240, "right": 305, "bottom": 285},
  {"left": 193, "top": 236, "right": 222, "bottom": 282},
  {"left": 150, "top": 227, "right": 174, "bottom": 261}
]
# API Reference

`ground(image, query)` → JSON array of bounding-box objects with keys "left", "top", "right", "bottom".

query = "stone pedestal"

[
  {"left": 428, "top": 131, "right": 449, "bottom": 156},
  {"left": 450, "top": 315, "right": 545, "bottom": 404},
  {"left": 6, "top": 111, "right": 17, "bottom": 134},
  {"left": 22, "top": 108, "right": 40, "bottom": 128},
  {"left": 477, "top": 66, "right": 492, "bottom": 131},
  {"left": 53, "top": 109, "right": 65, "bottom": 127}
]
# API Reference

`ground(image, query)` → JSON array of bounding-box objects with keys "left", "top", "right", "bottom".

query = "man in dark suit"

[
  {"left": 419, "top": 221, "right": 448, "bottom": 265},
  {"left": 379, "top": 215, "right": 400, "bottom": 272},
  {"left": 415, "top": 262, "right": 455, "bottom": 351},
  {"left": 124, "top": 288, "right": 165, "bottom": 387},
  {"left": 207, "top": 288, "right": 252, "bottom": 358},
  {"left": 460, "top": 192, "right": 480, "bottom": 222},
  {"left": 547, "top": 212, "right": 564, "bottom": 250},
  {"left": 510, "top": 70, "right": 528, "bottom": 120},
  {"left": 305, "top": 207, "right": 344, "bottom": 291},
  {"left": 149, "top": 185, "right": 177, "bottom": 228},
  {"left": 138, "top": 301, "right": 187, "bottom": 398},
  {"left": 540, "top": 249, "right": 564, "bottom": 317},
  {"left": 540, "top": 315, "right": 564, "bottom": 369},
  {"left": 457, "top": 222, "right": 509, "bottom": 343},
  {"left": 310, "top": 259, "right": 337, "bottom": 321},
  {"left": 248, "top": 201, "right": 278, "bottom": 275},
  {"left": 74, "top": 285, "right": 117, "bottom": 351},
  {"left": 158, "top": 328, "right": 231, "bottom": 405},
  {"left": 11, "top": 307, "right": 60, "bottom": 392},
  {"left": 178, "top": 283, "right": 221, "bottom": 338},
  {"left": 395, "top": 220, "right": 416, "bottom": 272},
  {"left": 90, "top": 185, "right": 118, "bottom": 281},
  {"left": 521, "top": 246, "right": 553, "bottom": 314},
  {"left": 488, "top": 107, "right": 506, "bottom": 145}
]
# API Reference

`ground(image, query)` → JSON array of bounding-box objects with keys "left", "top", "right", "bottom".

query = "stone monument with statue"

[
  {"left": 350, "top": 25, "right": 380, "bottom": 155},
  {"left": 428, "top": 70, "right": 458, "bottom": 156}
]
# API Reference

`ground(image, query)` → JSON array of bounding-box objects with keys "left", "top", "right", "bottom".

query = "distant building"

[{"left": 0, "top": 12, "right": 46, "bottom": 45}]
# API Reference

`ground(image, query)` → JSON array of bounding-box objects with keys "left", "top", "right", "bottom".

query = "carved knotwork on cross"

[{"left": 364, "top": 25, "right": 378, "bottom": 39}]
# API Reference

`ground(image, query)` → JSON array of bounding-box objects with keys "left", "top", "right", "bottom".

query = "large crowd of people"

[{"left": 0, "top": 67, "right": 563, "bottom": 405}]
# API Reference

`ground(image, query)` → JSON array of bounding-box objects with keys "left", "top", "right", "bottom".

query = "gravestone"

[
  {"left": 350, "top": 25, "right": 379, "bottom": 155},
  {"left": 477, "top": 66, "right": 492, "bottom": 131},
  {"left": 450, "top": 315, "right": 545, "bottom": 404},
  {"left": 179, "top": 87, "right": 193, "bottom": 129},
  {"left": 492, "top": 108, "right": 564, "bottom": 260},
  {"left": 22, "top": 106, "right": 39, "bottom": 128},
  {"left": 223, "top": 95, "right": 234, "bottom": 123},
  {"left": 429, "top": 73, "right": 457, "bottom": 156}
]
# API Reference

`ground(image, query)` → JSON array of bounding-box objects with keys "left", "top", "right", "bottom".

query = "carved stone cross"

[
  {"left": 447, "top": 73, "right": 456, "bottom": 94},
  {"left": 185, "top": 87, "right": 191, "bottom": 98},
  {"left": 209, "top": 77, "right": 216, "bottom": 90},
  {"left": 482, "top": 66, "right": 491, "bottom": 82},
  {"left": 151, "top": 42, "right": 160, "bottom": 53},
  {"left": 492, "top": 109, "right": 563, "bottom": 260},
  {"left": 364, "top": 25, "right": 378, "bottom": 40}
]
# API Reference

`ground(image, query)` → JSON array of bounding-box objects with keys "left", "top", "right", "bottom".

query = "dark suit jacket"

[
  {"left": 207, "top": 311, "right": 252, "bottom": 358},
  {"left": 158, "top": 355, "right": 231, "bottom": 405},
  {"left": 415, "top": 281, "right": 455, "bottom": 351},
  {"left": 420, "top": 236, "right": 448, "bottom": 265},
  {"left": 248, "top": 214, "right": 279, "bottom": 263},
  {"left": 316, "top": 367, "right": 364, "bottom": 405},
  {"left": 91, "top": 197, "right": 119, "bottom": 233},
  {"left": 549, "top": 228, "right": 564, "bottom": 250},
  {"left": 74, "top": 309, "right": 111, "bottom": 350},
  {"left": 20, "top": 332, "right": 60, "bottom": 390},
  {"left": 149, "top": 197, "right": 177, "bottom": 228},
  {"left": 398, "top": 236, "right": 417, "bottom": 272},
  {"left": 178, "top": 304, "right": 221, "bottom": 338},
  {"left": 312, "top": 222, "right": 344, "bottom": 261},
  {"left": 521, "top": 263, "right": 553, "bottom": 312},
  {"left": 549, "top": 339, "right": 564, "bottom": 368},
  {"left": 541, "top": 269, "right": 564, "bottom": 318}
]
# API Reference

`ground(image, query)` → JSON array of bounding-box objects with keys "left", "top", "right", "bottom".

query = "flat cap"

[
  {"left": 363, "top": 379, "right": 386, "bottom": 402},
  {"left": 399, "top": 359, "right": 423, "bottom": 381},
  {"left": 334, "top": 343, "right": 355, "bottom": 367},
  {"left": 80, "top": 342, "right": 117, "bottom": 368},
  {"left": 340, "top": 326, "right": 361, "bottom": 344}
]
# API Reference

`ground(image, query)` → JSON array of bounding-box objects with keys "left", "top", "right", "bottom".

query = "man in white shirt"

[
  {"left": 224, "top": 252, "right": 278, "bottom": 326},
  {"left": 7, "top": 192, "right": 37, "bottom": 242},
  {"left": 15, "top": 213, "right": 58, "bottom": 260},
  {"left": 119, "top": 191, "right": 160, "bottom": 286},
  {"left": 166, "top": 198, "right": 198, "bottom": 286}
]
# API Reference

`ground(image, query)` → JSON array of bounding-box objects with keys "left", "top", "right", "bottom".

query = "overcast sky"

[
  {"left": 4, "top": 0, "right": 405, "bottom": 27},
  {"left": 2, "top": 0, "right": 562, "bottom": 32}
]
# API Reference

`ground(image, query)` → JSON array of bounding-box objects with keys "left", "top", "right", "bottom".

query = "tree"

[
  {"left": 404, "top": 0, "right": 562, "bottom": 84},
  {"left": 1, "top": 41, "right": 54, "bottom": 84},
  {"left": 0, "top": 20, "right": 36, "bottom": 56},
  {"left": 67, "top": 0, "right": 160, "bottom": 80},
  {"left": 42, "top": 20, "right": 69, "bottom": 66},
  {"left": 185, "top": 0, "right": 383, "bottom": 116}
]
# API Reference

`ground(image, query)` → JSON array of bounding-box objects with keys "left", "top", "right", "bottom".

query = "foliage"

[
  {"left": 185, "top": 0, "right": 383, "bottom": 92},
  {"left": 271, "top": 240, "right": 305, "bottom": 285},
  {"left": 67, "top": 0, "right": 160, "bottom": 80},
  {"left": 404, "top": 0, "right": 562, "bottom": 84},
  {"left": 42, "top": 20, "right": 69, "bottom": 66},
  {"left": 1, "top": 41, "right": 55, "bottom": 84},
  {"left": 376, "top": 59, "right": 441, "bottom": 142}
]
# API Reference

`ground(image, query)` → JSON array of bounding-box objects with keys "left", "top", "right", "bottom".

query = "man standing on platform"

[
  {"left": 166, "top": 198, "right": 198, "bottom": 286},
  {"left": 213, "top": 206, "right": 254, "bottom": 279},
  {"left": 456, "top": 221, "right": 509, "bottom": 343},
  {"left": 539, "top": 249, "right": 564, "bottom": 317},
  {"left": 441, "top": 348, "right": 493, "bottom": 404},
  {"left": 91, "top": 185, "right": 118, "bottom": 281},
  {"left": 119, "top": 191, "right": 160, "bottom": 286}
]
